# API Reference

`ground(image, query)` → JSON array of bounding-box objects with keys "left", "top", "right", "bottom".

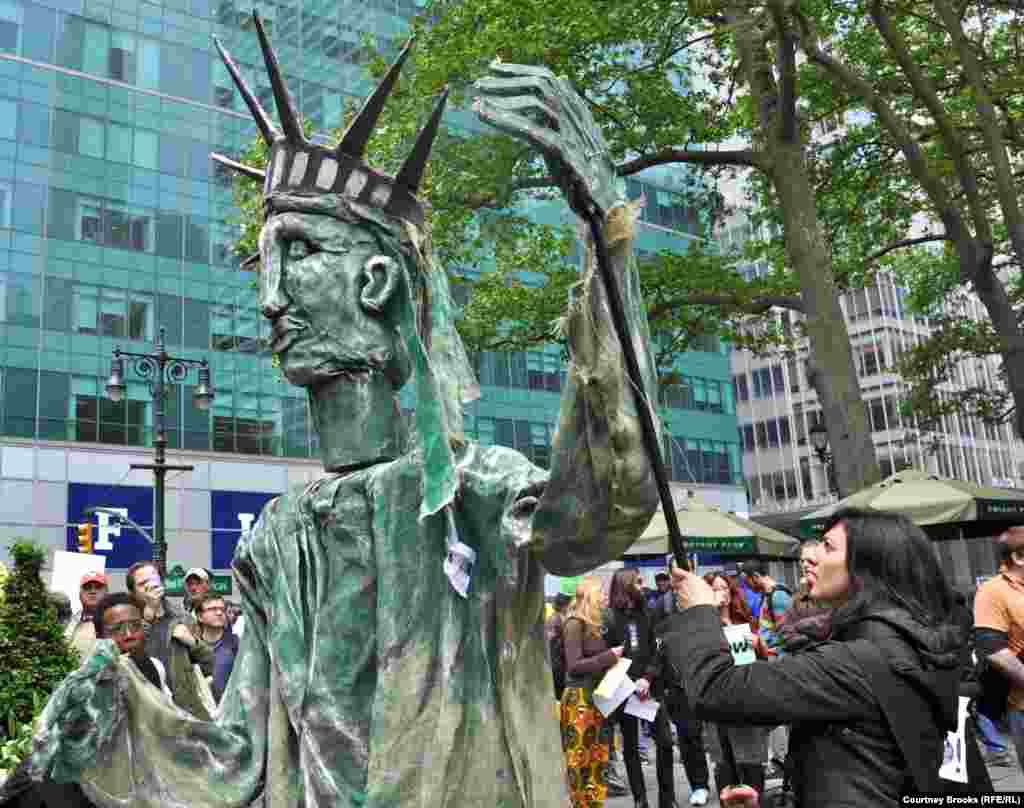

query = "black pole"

[
  {"left": 152, "top": 327, "right": 168, "bottom": 577},
  {"left": 585, "top": 213, "right": 689, "bottom": 568},
  {"left": 125, "top": 326, "right": 194, "bottom": 577}
]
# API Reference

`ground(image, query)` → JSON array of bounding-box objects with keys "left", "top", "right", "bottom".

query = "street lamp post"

[
  {"left": 808, "top": 421, "right": 838, "bottom": 496},
  {"left": 105, "top": 326, "right": 214, "bottom": 576}
]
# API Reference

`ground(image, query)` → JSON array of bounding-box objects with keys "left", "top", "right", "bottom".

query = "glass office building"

[{"left": 0, "top": 0, "right": 743, "bottom": 581}]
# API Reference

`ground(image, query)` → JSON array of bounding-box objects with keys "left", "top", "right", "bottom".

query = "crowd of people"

[
  {"left": 546, "top": 507, "right": 1018, "bottom": 808},
  {"left": 11, "top": 507, "right": 1024, "bottom": 807},
  {"left": 55, "top": 564, "right": 242, "bottom": 715}
]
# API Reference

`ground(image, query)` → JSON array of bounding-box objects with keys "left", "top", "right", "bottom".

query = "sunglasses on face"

[{"left": 106, "top": 619, "right": 144, "bottom": 637}]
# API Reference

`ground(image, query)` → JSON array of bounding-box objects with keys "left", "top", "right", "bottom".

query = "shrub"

[{"left": 0, "top": 541, "right": 79, "bottom": 744}]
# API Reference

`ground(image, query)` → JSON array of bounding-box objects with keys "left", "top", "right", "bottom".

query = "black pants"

[
  {"left": 656, "top": 699, "right": 709, "bottom": 801},
  {"left": 611, "top": 707, "right": 647, "bottom": 800}
]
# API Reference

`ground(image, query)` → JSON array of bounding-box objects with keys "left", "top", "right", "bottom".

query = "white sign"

[
  {"left": 595, "top": 657, "right": 633, "bottom": 698},
  {"left": 594, "top": 674, "right": 635, "bottom": 717},
  {"left": 237, "top": 513, "right": 255, "bottom": 534},
  {"left": 444, "top": 542, "right": 476, "bottom": 599},
  {"left": 724, "top": 623, "right": 757, "bottom": 666},
  {"left": 939, "top": 696, "right": 970, "bottom": 784},
  {"left": 50, "top": 551, "right": 107, "bottom": 605},
  {"left": 624, "top": 695, "right": 660, "bottom": 722}
]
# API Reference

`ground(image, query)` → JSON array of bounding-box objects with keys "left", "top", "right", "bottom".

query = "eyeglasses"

[
  {"left": 202, "top": 606, "right": 226, "bottom": 613},
  {"left": 106, "top": 619, "right": 144, "bottom": 637}
]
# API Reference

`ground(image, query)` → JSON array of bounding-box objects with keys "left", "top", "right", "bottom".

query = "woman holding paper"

[
  {"left": 704, "top": 574, "right": 770, "bottom": 801},
  {"left": 666, "top": 508, "right": 962, "bottom": 808},
  {"left": 561, "top": 576, "right": 624, "bottom": 808},
  {"left": 603, "top": 569, "right": 658, "bottom": 808}
]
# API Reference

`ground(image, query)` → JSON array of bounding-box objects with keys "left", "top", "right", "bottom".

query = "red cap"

[{"left": 80, "top": 571, "right": 108, "bottom": 587}]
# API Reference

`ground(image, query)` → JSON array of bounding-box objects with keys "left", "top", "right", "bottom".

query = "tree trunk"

[
  {"left": 725, "top": 1, "right": 880, "bottom": 498},
  {"left": 769, "top": 143, "right": 881, "bottom": 496},
  {"left": 964, "top": 251, "right": 1024, "bottom": 437}
]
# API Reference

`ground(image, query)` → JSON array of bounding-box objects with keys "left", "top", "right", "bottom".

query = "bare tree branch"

[
  {"left": 617, "top": 148, "right": 763, "bottom": 173},
  {"left": 648, "top": 293, "right": 805, "bottom": 320},
  {"left": 935, "top": 0, "right": 1024, "bottom": 266},
  {"left": 793, "top": 11, "right": 979, "bottom": 272},
  {"left": 868, "top": 0, "right": 993, "bottom": 243},
  {"left": 866, "top": 234, "right": 953, "bottom": 263}
]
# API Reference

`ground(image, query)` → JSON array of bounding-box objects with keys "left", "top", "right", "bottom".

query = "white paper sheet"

[
  {"left": 50, "top": 550, "right": 106, "bottom": 605},
  {"left": 624, "top": 695, "right": 660, "bottom": 722},
  {"left": 723, "top": 623, "right": 756, "bottom": 666},
  {"left": 443, "top": 540, "right": 476, "bottom": 599},
  {"left": 594, "top": 675, "right": 635, "bottom": 717},
  {"left": 939, "top": 696, "right": 970, "bottom": 784},
  {"left": 594, "top": 657, "right": 633, "bottom": 698}
]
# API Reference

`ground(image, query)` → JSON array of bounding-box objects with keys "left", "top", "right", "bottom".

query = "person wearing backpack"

[
  {"left": 744, "top": 563, "right": 792, "bottom": 657},
  {"left": 667, "top": 509, "right": 963, "bottom": 808},
  {"left": 974, "top": 526, "right": 1024, "bottom": 773}
]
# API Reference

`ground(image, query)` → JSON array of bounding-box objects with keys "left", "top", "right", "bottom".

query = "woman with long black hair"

[
  {"left": 665, "top": 508, "right": 963, "bottom": 807},
  {"left": 604, "top": 568, "right": 657, "bottom": 808}
]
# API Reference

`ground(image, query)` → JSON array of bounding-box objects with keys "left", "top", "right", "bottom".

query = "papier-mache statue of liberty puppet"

[{"left": 0, "top": 15, "right": 662, "bottom": 808}]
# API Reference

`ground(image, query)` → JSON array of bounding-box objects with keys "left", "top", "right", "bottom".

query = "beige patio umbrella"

[
  {"left": 801, "top": 469, "right": 1024, "bottom": 536},
  {"left": 626, "top": 496, "right": 799, "bottom": 558}
]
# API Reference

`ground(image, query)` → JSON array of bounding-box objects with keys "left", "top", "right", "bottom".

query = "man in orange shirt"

[{"left": 974, "top": 525, "right": 1024, "bottom": 771}]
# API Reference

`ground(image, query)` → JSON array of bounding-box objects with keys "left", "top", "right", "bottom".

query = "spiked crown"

[{"left": 212, "top": 13, "right": 447, "bottom": 228}]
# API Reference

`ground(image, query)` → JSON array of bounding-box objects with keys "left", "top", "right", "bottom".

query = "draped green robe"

[{"left": 8, "top": 206, "right": 659, "bottom": 808}]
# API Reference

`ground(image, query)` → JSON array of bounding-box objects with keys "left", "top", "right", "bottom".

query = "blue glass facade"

[{"left": 0, "top": 0, "right": 740, "bottom": 487}]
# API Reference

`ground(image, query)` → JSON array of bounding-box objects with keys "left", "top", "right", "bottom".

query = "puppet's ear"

[{"left": 360, "top": 255, "right": 401, "bottom": 315}]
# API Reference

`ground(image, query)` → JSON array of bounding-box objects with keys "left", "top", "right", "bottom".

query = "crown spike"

[
  {"left": 396, "top": 86, "right": 449, "bottom": 193},
  {"left": 252, "top": 11, "right": 305, "bottom": 143},
  {"left": 213, "top": 36, "right": 277, "bottom": 145},
  {"left": 336, "top": 39, "right": 415, "bottom": 160},
  {"left": 211, "top": 152, "right": 267, "bottom": 181}
]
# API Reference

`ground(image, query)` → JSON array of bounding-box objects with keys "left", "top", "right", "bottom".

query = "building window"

[
  {"left": 734, "top": 373, "right": 749, "bottom": 402},
  {"left": 74, "top": 286, "right": 98, "bottom": 334},
  {"left": 752, "top": 367, "right": 772, "bottom": 399},
  {"left": 3, "top": 367, "right": 37, "bottom": 437},
  {"left": 742, "top": 424, "right": 755, "bottom": 452},
  {"left": 755, "top": 421, "right": 768, "bottom": 449},
  {"left": 18, "top": 101, "right": 49, "bottom": 147},
  {"left": 99, "top": 289, "right": 126, "bottom": 337},
  {"left": 0, "top": 0, "right": 22, "bottom": 54},
  {"left": 6, "top": 274, "right": 40, "bottom": 326},
  {"left": 128, "top": 293, "right": 153, "bottom": 341},
  {"left": 76, "top": 197, "right": 104, "bottom": 243},
  {"left": 43, "top": 277, "right": 73, "bottom": 331},
  {"left": 0, "top": 180, "right": 10, "bottom": 227}
]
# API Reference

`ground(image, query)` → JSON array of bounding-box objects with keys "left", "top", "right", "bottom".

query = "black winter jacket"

[
  {"left": 603, "top": 604, "right": 658, "bottom": 684},
  {"left": 665, "top": 605, "right": 961, "bottom": 807}
]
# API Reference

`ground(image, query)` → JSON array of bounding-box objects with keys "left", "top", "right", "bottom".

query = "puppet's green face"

[{"left": 258, "top": 211, "right": 411, "bottom": 390}]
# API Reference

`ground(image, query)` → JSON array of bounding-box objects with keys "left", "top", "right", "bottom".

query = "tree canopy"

[{"left": 229, "top": 0, "right": 1023, "bottom": 490}]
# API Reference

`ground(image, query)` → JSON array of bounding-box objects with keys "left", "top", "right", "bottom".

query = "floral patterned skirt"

[{"left": 560, "top": 686, "right": 612, "bottom": 808}]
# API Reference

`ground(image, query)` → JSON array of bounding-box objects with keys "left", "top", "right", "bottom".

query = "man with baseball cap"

[
  {"left": 65, "top": 570, "right": 108, "bottom": 659},
  {"left": 183, "top": 567, "right": 211, "bottom": 616},
  {"left": 975, "top": 525, "right": 1024, "bottom": 771}
]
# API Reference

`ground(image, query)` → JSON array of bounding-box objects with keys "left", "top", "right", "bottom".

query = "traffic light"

[{"left": 76, "top": 522, "right": 93, "bottom": 554}]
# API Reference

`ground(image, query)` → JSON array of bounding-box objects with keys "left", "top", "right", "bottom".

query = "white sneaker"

[{"left": 689, "top": 787, "right": 709, "bottom": 806}]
